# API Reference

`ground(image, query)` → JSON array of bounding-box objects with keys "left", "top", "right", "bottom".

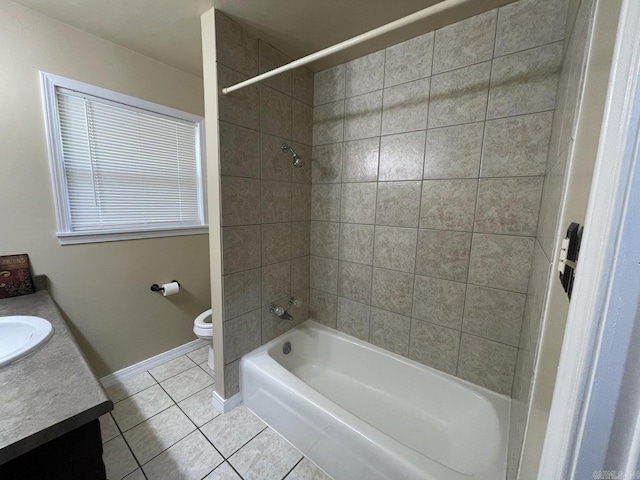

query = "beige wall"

[{"left": 0, "top": 1, "right": 211, "bottom": 377}]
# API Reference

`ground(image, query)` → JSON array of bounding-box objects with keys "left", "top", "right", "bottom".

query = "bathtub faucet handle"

[
  {"left": 270, "top": 305, "right": 285, "bottom": 316},
  {"left": 288, "top": 296, "right": 302, "bottom": 307},
  {"left": 270, "top": 304, "right": 294, "bottom": 321}
]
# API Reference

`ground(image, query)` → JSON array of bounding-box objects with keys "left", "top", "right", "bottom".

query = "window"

[{"left": 40, "top": 72, "right": 206, "bottom": 245}]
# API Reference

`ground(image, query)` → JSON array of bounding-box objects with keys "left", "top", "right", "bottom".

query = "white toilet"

[{"left": 193, "top": 309, "right": 214, "bottom": 371}]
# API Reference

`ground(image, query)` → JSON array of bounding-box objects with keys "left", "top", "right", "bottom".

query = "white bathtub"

[{"left": 240, "top": 320, "right": 509, "bottom": 480}]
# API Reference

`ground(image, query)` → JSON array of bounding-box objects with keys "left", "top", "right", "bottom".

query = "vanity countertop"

[{"left": 0, "top": 291, "right": 113, "bottom": 465}]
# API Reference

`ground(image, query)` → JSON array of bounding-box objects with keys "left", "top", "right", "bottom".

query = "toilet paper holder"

[{"left": 150, "top": 280, "right": 180, "bottom": 293}]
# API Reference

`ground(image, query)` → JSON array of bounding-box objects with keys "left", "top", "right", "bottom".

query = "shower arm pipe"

[{"left": 221, "top": 0, "right": 467, "bottom": 95}]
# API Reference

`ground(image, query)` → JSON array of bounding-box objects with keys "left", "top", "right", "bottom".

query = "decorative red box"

[{"left": 0, "top": 254, "right": 35, "bottom": 299}]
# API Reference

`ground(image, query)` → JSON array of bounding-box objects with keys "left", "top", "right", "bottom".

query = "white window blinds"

[{"left": 50, "top": 84, "right": 205, "bottom": 239}]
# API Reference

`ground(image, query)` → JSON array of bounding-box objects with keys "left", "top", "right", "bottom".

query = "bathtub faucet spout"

[{"left": 269, "top": 304, "right": 294, "bottom": 321}]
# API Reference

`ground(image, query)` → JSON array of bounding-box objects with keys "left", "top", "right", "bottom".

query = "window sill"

[{"left": 57, "top": 225, "right": 209, "bottom": 245}]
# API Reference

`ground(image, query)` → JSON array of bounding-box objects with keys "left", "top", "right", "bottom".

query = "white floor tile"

[
  {"left": 187, "top": 345, "right": 210, "bottom": 365},
  {"left": 200, "top": 362, "right": 216, "bottom": 379},
  {"left": 124, "top": 405, "right": 196, "bottom": 465},
  {"left": 103, "top": 435, "right": 138, "bottom": 480},
  {"left": 200, "top": 406, "right": 266, "bottom": 457},
  {"left": 148, "top": 356, "right": 196, "bottom": 382},
  {"left": 160, "top": 366, "right": 214, "bottom": 403},
  {"left": 142, "top": 430, "right": 224, "bottom": 480},
  {"left": 229, "top": 428, "right": 303, "bottom": 480},
  {"left": 123, "top": 468, "right": 146, "bottom": 480},
  {"left": 178, "top": 386, "right": 221, "bottom": 427},
  {"left": 286, "top": 458, "right": 333, "bottom": 480},
  {"left": 106, "top": 371, "right": 157, "bottom": 402},
  {"left": 112, "top": 384, "right": 174, "bottom": 432},
  {"left": 100, "top": 413, "right": 119, "bottom": 444},
  {"left": 204, "top": 461, "right": 242, "bottom": 479}
]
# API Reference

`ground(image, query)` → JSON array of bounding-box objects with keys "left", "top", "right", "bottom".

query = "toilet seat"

[{"left": 193, "top": 308, "right": 213, "bottom": 338}]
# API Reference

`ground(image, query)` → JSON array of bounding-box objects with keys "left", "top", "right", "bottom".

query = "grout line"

[
  {"left": 225, "top": 460, "right": 246, "bottom": 480},
  {"left": 282, "top": 457, "right": 304, "bottom": 479}
]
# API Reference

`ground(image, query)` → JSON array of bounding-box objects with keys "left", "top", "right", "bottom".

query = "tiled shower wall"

[
  {"left": 508, "top": 0, "right": 590, "bottom": 476},
  {"left": 309, "top": 0, "right": 567, "bottom": 396},
  {"left": 215, "top": 12, "right": 313, "bottom": 396}
]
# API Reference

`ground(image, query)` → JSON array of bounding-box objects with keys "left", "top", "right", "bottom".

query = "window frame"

[{"left": 40, "top": 71, "right": 207, "bottom": 245}]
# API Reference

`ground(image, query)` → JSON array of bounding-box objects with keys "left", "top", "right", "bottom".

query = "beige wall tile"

[
  {"left": 371, "top": 267, "right": 414, "bottom": 316},
  {"left": 424, "top": 122, "right": 484, "bottom": 179},
  {"left": 260, "top": 85, "right": 292, "bottom": 139},
  {"left": 370, "top": 307, "right": 411, "bottom": 355},
  {"left": 384, "top": 32, "right": 434, "bottom": 87},
  {"left": 420, "top": 179, "right": 478, "bottom": 231},
  {"left": 346, "top": 50, "right": 385, "bottom": 98},
  {"left": 409, "top": 319, "right": 460, "bottom": 374},
  {"left": 468, "top": 234, "right": 535, "bottom": 293},
  {"left": 312, "top": 100, "right": 344, "bottom": 145},
  {"left": 495, "top": 0, "right": 568, "bottom": 57},
  {"left": 259, "top": 40, "right": 291, "bottom": 95},
  {"left": 463, "top": 285, "right": 526, "bottom": 346},
  {"left": 338, "top": 261, "right": 373, "bottom": 304},
  {"left": 344, "top": 90, "right": 383, "bottom": 141},
  {"left": 310, "top": 255, "right": 338, "bottom": 294},
  {"left": 337, "top": 297, "right": 370, "bottom": 341},
  {"left": 262, "top": 260, "right": 291, "bottom": 305},
  {"left": 342, "top": 138, "right": 380, "bottom": 183},
  {"left": 457, "top": 334, "right": 518, "bottom": 395},
  {"left": 412, "top": 275, "right": 466, "bottom": 329},
  {"left": 310, "top": 221, "right": 340, "bottom": 258},
  {"left": 224, "top": 309, "right": 262, "bottom": 363},
  {"left": 311, "top": 183, "right": 341, "bottom": 221},
  {"left": 219, "top": 122, "right": 261, "bottom": 179},
  {"left": 482, "top": 112, "right": 553, "bottom": 177},
  {"left": 379, "top": 131, "right": 426, "bottom": 181},
  {"left": 373, "top": 226, "right": 418, "bottom": 273},
  {"left": 291, "top": 221, "right": 310, "bottom": 258},
  {"left": 223, "top": 268, "right": 261, "bottom": 320},
  {"left": 433, "top": 10, "right": 497, "bottom": 74},
  {"left": 339, "top": 223, "right": 375, "bottom": 265},
  {"left": 340, "top": 183, "right": 377, "bottom": 224},
  {"left": 312, "top": 143, "right": 343, "bottom": 184},
  {"left": 261, "top": 133, "right": 292, "bottom": 182},
  {"left": 375, "top": 181, "right": 422, "bottom": 227},
  {"left": 221, "top": 176, "right": 261, "bottom": 226},
  {"left": 310, "top": 289, "right": 337, "bottom": 327},
  {"left": 488, "top": 42, "right": 563, "bottom": 119},
  {"left": 428, "top": 61, "right": 491, "bottom": 128},
  {"left": 381, "top": 78, "right": 430, "bottom": 135},
  {"left": 415, "top": 229, "right": 472, "bottom": 282},
  {"left": 215, "top": 12, "right": 258, "bottom": 77},
  {"left": 262, "top": 223, "right": 291, "bottom": 265},
  {"left": 474, "top": 177, "right": 544, "bottom": 236},
  {"left": 261, "top": 180, "right": 291, "bottom": 223},
  {"left": 291, "top": 67, "right": 314, "bottom": 106},
  {"left": 222, "top": 225, "right": 261, "bottom": 274},
  {"left": 314, "top": 64, "right": 345, "bottom": 106}
]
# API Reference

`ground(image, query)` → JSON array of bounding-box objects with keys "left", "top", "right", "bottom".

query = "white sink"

[{"left": 0, "top": 316, "right": 53, "bottom": 367}]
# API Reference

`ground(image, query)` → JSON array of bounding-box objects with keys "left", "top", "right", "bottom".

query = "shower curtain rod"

[{"left": 221, "top": 0, "right": 467, "bottom": 95}]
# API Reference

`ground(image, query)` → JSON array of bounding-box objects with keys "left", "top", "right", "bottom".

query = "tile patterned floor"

[{"left": 101, "top": 346, "right": 331, "bottom": 480}]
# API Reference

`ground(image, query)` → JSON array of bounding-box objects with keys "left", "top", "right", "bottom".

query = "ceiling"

[{"left": 12, "top": 0, "right": 514, "bottom": 77}]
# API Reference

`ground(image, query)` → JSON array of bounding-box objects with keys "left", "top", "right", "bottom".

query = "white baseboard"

[
  {"left": 100, "top": 339, "right": 209, "bottom": 388},
  {"left": 212, "top": 390, "right": 242, "bottom": 413}
]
